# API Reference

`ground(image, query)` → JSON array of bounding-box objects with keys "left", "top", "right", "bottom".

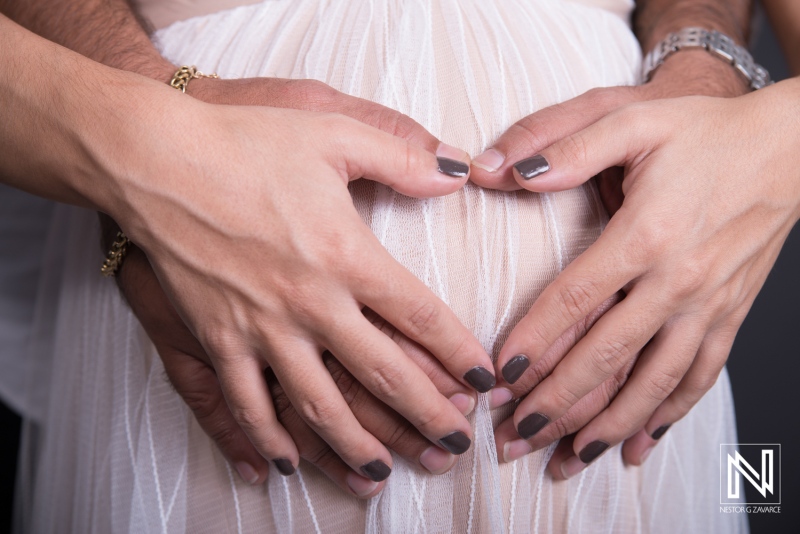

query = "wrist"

[{"left": 646, "top": 49, "right": 751, "bottom": 98}]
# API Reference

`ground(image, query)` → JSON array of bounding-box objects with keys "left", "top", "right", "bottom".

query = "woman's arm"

[{"left": 1, "top": 13, "right": 494, "bottom": 483}]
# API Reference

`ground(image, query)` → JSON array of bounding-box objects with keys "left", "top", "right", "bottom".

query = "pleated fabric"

[{"left": 14, "top": 0, "right": 748, "bottom": 532}]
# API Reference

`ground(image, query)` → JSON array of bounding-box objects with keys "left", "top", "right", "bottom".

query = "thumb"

[
  {"left": 334, "top": 115, "right": 472, "bottom": 198},
  {"left": 470, "top": 87, "right": 638, "bottom": 190},
  {"left": 510, "top": 106, "right": 653, "bottom": 193},
  {"left": 161, "top": 348, "right": 272, "bottom": 485}
]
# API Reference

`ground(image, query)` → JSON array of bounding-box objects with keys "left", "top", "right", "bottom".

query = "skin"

[
  {"left": 473, "top": 0, "right": 800, "bottom": 479},
  {"left": 0, "top": 13, "right": 495, "bottom": 486}
]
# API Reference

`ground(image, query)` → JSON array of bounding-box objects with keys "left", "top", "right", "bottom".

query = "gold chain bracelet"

[
  {"left": 100, "top": 66, "right": 219, "bottom": 278},
  {"left": 169, "top": 65, "right": 219, "bottom": 93},
  {"left": 101, "top": 231, "right": 130, "bottom": 277}
]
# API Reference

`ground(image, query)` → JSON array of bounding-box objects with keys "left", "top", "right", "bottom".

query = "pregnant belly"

[{"left": 156, "top": 0, "right": 641, "bottom": 355}]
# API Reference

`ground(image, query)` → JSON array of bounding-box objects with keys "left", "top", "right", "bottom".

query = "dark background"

[{"left": 0, "top": 5, "right": 797, "bottom": 533}]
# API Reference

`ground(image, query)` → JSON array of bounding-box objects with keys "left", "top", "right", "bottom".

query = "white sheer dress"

[{"left": 6, "top": 0, "right": 749, "bottom": 532}]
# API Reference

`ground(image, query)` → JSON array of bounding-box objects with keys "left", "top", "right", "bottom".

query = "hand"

[
  {"left": 104, "top": 85, "right": 495, "bottom": 484},
  {"left": 467, "top": 53, "right": 753, "bottom": 473},
  {"left": 484, "top": 77, "right": 800, "bottom": 476},
  {"left": 121, "top": 246, "right": 477, "bottom": 496}
]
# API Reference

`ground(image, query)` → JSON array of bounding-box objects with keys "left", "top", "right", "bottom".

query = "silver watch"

[{"left": 642, "top": 27, "right": 773, "bottom": 90}]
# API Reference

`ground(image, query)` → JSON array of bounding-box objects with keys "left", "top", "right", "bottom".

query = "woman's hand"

[
  {"left": 486, "top": 78, "right": 800, "bottom": 476},
  {"left": 119, "top": 247, "right": 476, "bottom": 497},
  {"left": 96, "top": 84, "right": 496, "bottom": 484}
]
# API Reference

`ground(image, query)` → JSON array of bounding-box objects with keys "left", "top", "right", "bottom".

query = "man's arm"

[
  {"left": 0, "top": 0, "right": 174, "bottom": 81},
  {"left": 633, "top": 0, "right": 754, "bottom": 97}
]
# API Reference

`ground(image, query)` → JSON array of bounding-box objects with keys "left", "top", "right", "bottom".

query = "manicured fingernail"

[
  {"left": 514, "top": 155, "right": 550, "bottom": 180},
  {"left": 360, "top": 460, "right": 392, "bottom": 482},
  {"left": 273, "top": 458, "right": 295, "bottom": 476},
  {"left": 578, "top": 440, "right": 610, "bottom": 464},
  {"left": 346, "top": 472, "right": 380, "bottom": 497},
  {"left": 651, "top": 424, "right": 671, "bottom": 440},
  {"left": 560, "top": 456, "right": 587, "bottom": 479},
  {"left": 437, "top": 157, "right": 470, "bottom": 177},
  {"left": 501, "top": 354, "right": 530, "bottom": 384},
  {"left": 472, "top": 148, "right": 505, "bottom": 172},
  {"left": 234, "top": 461, "right": 260, "bottom": 485},
  {"left": 463, "top": 366, "right": 496, "bottom": 393},
  {"left": 517, "top": 412, "right": 550, "bottom": 440},
  {"left": 419, "top": 446, "right": 456, "bottom": 475},
  {"left": 449, "top": 393, "right": 476, "bottom": 416},
  {"left": 489, "top": 387, "right": 513, "bottom": 409},
  {"left": 438, "top": 431, "right": 472, "bottom": 455},
  {"left": 640, "top": 445, "right": 654, "bottom": 463},
  {"left": 503, "top": 439, "right": 532, "bottom": 463}
]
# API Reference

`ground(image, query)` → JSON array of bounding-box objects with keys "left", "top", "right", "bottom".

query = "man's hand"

[{"left": 121, "top": 247, "right": 477, "bottom": 496}]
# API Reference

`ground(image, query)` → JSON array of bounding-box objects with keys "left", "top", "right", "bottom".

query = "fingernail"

[
  {"left": 437, "top": 157, "right": 470, "bottom": 177},
  {"left": 501, "top": 354, "right": 530, "bottom": 384},
  {"left": 560, "top": 456, "right": 587, "bottom": 479},
  {"left": 346, "top": 472, "right": 380, "bottom": 497},
  {"left": 651, "top": 424, "right": 671, "bottom": 440},
  {"left": 360, "top": 460, "right": 392, "bottom": 482},
  {"left": 472, "top": 148, "right": 505, "bottom": 172},
  {"left": 449, "top": 393, "right": 476, "bottom": 416},
  {"left": 419, "top": 446, "right": 456, "bottom": 475},
  {"left": 640, "top": 445, "right": 654, "bottom": 463},
  {"left": 273, "top": 458, "right": 295, "bottom": 476},
  {"left": 517, "top": 412, "right": 550, "bottom": 440},
  {"left": 234, "top": 461, "right": 260, "bottom": 485},
  {"left": 438, "top": 431, "right": 472, "bottom": 455},
  {"left": 489, "top": 387, "right": 513, "bottom": 409},
  {"left": 578, "top": 440, "right": 610, "bottom": 464},
  {"left": 463, "top": 366, "right": 496, "bottom": 393},
  {"left": 436, "top": 142, "right": 469, "bottom": 161},
  {"left": 514, "top": 155, "right": 550, "bottom": 180},
  {"left": 503, "top": 439, "right": 532, "bottom": 463}
]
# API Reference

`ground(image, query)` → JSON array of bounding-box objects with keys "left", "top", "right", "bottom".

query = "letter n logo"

[{"left": 720, "top": 444, "right": 781, "bottom": 505}]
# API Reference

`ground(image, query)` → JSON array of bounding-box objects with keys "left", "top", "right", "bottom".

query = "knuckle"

[
  {"left": 296, "top": 396, "right": 341, "bottom": 431},
  {"left": 365, "top": 108, "right": 421, "bottom": 143},
  {"left": 231, "top": 406, "right": 270, "bottom": 433},
  {"left": 507, "top": 117, "right": 551, "bottom": 154},
  {"left": 550, "top": 384, "right": 582, "bottom": 411},
  {"left": 555, "top": 280, "right": 598, "bottom": 323},
  {"left": 201, "top": 328, "right": 242, "bottom": 360},
  {"left": 586, "top": 336, "right": 633, "bottom": 376},
  {"left": 404, "top": 300, "right": 441, "bottom": 339},
  {"left": 643, "top": 369, "right": 683, "bottom": 402},
  {"left": 290, "top": 79, "right": 339, "bottom": 108},
  {"left": 554, "top": 131, "right": 591, "bottom": 169},
  {"left": 180, "top": 385, "right": 223, "bottom": 422},
  {"left": 366, "top": 361, "right": 408, "bottom": 401}
]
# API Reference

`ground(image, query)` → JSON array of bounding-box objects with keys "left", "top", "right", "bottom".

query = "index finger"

[
  {"left": 497, "top": 219, "right": 639, "bottom": 377},
  {"left": 355, "top": 248, "right": 496, "bottom": 394}
]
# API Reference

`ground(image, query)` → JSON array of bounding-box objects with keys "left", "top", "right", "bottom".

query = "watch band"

[{"left": 642, "top": 27, "right": 773, "bottom": 90}]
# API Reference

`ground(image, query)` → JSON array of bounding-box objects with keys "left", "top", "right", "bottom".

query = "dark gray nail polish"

[
  {"left": 273, "top": 458, "right": 296, "bottom": 476},
  {"left": 517, "top": 412, "right": 550, "bottom": 439},
  {"left": 578, "top": 440, "right": 610, "bottom": 464},
  {"left": 437, "top": 157, "right": 469, "bottom": 177},
  {"left": 514, "top": 155, "right": 550, "bottom": 180},
  {"left": 439, "top": 431, "right": 472, "bottom": 455},
  {"left": 651, "top": 424, "right": 671, "bottom": 440},
  {"left": 360, "top": 460, "right": 392, "bottom": 482},
  {"left": 463, "top": 366, "right": 496, "bottom": 393},
  {"left": 502, "top": 355, "right": 530, "bottom": 384}
]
